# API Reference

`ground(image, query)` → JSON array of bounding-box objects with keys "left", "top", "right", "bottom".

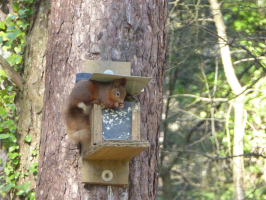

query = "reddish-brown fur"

[{"left": 62, "top": 78, "right": 127, "bottom": 143}]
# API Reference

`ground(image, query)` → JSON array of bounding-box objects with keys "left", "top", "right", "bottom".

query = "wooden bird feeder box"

[{"left": 80, "top": 60, "right": 151, "bottom": 186}]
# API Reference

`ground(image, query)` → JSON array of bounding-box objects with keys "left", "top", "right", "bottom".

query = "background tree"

[
  {"left": 159, "top": 0, "right": 266, "bottom": 199},
  {"left": 209, "top": 0, "right": 245, "bottom": 198},
  {"left": 36, "top": 0, "right": 167, "bottom": 199}
]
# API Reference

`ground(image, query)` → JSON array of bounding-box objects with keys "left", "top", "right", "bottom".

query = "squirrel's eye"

[{"left": 116, "top": 92, "right": 120, "bottom": 96}]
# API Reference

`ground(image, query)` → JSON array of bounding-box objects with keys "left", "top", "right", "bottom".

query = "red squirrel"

[{"left": 62, "top": 78, "right": 127, "bottom": 143}]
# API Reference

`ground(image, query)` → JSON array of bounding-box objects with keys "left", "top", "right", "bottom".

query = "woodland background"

[
  {"left": 0, "top": 0, "right": 265, "bottom": 199},
  {"left": 159, "top": 0, "right": 266, "bottom": 199}
]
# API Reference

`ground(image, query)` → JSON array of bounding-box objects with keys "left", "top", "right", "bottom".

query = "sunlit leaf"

[
  {"left": 6, "top": 15, "right": 18, "bottom": 22},
  {"left": 2, "top": 183, "right": 15, "bottom": 192},
  {"left": 9, "top": 145, "right": 19, "bottom": 152},
  {"left": 12, "top": 158, "right": 19, "bottom": 166},
  {"left": 0, "top": 134, "right": 11, "bottom": 139},
  {"left": 200, "top": 111, "right": 207, "bottom": 118},
  {"left": 7, "top": 29, "right": 22, "bottom": 41},
  {"left": 0, "top": 69, "right": 6, "bottom": 77},
  {"left": 0, "top": 31, "right": 9, "bottom": 41},
  {"left": 13, "top": 2, "right": 20, "bottom": 12},
  {"left": 8, "top": 152, "right": 19, "bottom": 159},
  {"left": 4, "top": 166, "right": 13, "bottom": 176},
  {"left": 28, "top": 192, "right": 36, "bottom": 200},
  {"left": 14, "top": 45, "right": 22, "bottom": 54},
  {"left": 0, "top": 21, "right": 5, "bottom": 30},
  {"left": 23, "top": 135, "right": 31, "bottom": 143},
  {"left": 16, "top": 181, "right": 31, "bottom": 194},
  {"left": 16, "top": 20, "right": 23, "bottom": 26},
  {"left": 16, "top": 190, "right": 25, "bottom": 196},
  {"left": 29, "top": 163, "right": 38, "bottom": 174}
]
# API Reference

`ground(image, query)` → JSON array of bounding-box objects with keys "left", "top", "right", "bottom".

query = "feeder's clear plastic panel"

[{"left": 102, "top": 101, "right": 135, "bottom": 140}]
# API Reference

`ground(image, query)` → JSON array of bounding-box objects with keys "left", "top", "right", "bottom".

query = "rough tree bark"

[
  {"left": 16, "top": 0, "right": 49, "bottom": 189},
  {"left": 209, "top": 0, "right": 245, "bottom": 199},
  {"left": 36, "top": 0, "right": 167, "bottom": 199}
]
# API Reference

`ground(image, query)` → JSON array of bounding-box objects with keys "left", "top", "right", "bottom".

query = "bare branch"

[
  {"left": 234, "top": 56, "right": 266, "bottom": 65},
  {"left": 228, "top": 73, "right": 266, "bottom": 101},
  {"left": 0, "top": 55, "right": 24, "bottom": 90},
  {"left": 231, "top": 44, "right": 266, "bottom": 72},
  {"left": 0, "top": 55, "right": 41, "bottom": 101},
  {"left": 172, "top": 170, "right": 201, "bottom": 187},
  {"left": 161, "top": 148, "right": 266, "bottom": 160},
  {"left": 165, "top": 94, "right": 228, "bottom": 102}
]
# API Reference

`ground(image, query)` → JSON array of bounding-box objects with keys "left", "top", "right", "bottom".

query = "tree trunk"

[
  {"left": 160, "top": 67, "right": 179, "bottom": 200},
  {"left": 209, "top": 0, "right": 245, "bottom": 199},
  {"left": 36, "top": 0, "right": 167, "bottom": 199},
  {"left": 16, "top": 0, "right": 49, "bottom": 190}
]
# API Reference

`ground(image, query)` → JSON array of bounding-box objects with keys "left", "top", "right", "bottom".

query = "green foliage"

[
  {"left": 23, "top": 135, "right": 31, "bottom": 143},
  {"left": 16, "top": 181, "right": 31, "bottom": 197},
  {"left": 160, "top": 0, "right": 266, "bottom": 199},
  {"left": 224, "top": 2, "right": 266, "bottom": 33},
  {"left": 0, "top": 82, "right": 21, "bottom": 198},
  {"left": 0, "top": 0, "right": 32, "bottom": 71},
  {"left": 0, "top": 0, "right": 36, "bottom": 199},
  {"left": 29, "top": 163, "right": 38, "bottom": 177}
]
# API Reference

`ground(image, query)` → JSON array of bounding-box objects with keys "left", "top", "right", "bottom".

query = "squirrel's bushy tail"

[{"left": 62, "top": 101, "right": 91, "bottom": 144}]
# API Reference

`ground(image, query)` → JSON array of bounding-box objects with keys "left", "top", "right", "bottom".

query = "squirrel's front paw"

[
  {"left": 119, "top": 103, "right": 124, "bottom": 109},
  {"left": 114, "top": 102, "right": 120, "bottom": 108}
]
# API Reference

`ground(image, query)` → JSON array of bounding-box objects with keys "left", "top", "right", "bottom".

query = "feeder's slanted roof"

[{"left": 89, "top": 73, "right": 152, "bottom": 95}]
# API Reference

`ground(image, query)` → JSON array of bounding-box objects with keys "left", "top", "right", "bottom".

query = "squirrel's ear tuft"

[
  {"left": 120, "top": 78, "right": 127, "bottom": 86},
  {"left": 114, "top": 78, "right": 127, "bottom": 87}
]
